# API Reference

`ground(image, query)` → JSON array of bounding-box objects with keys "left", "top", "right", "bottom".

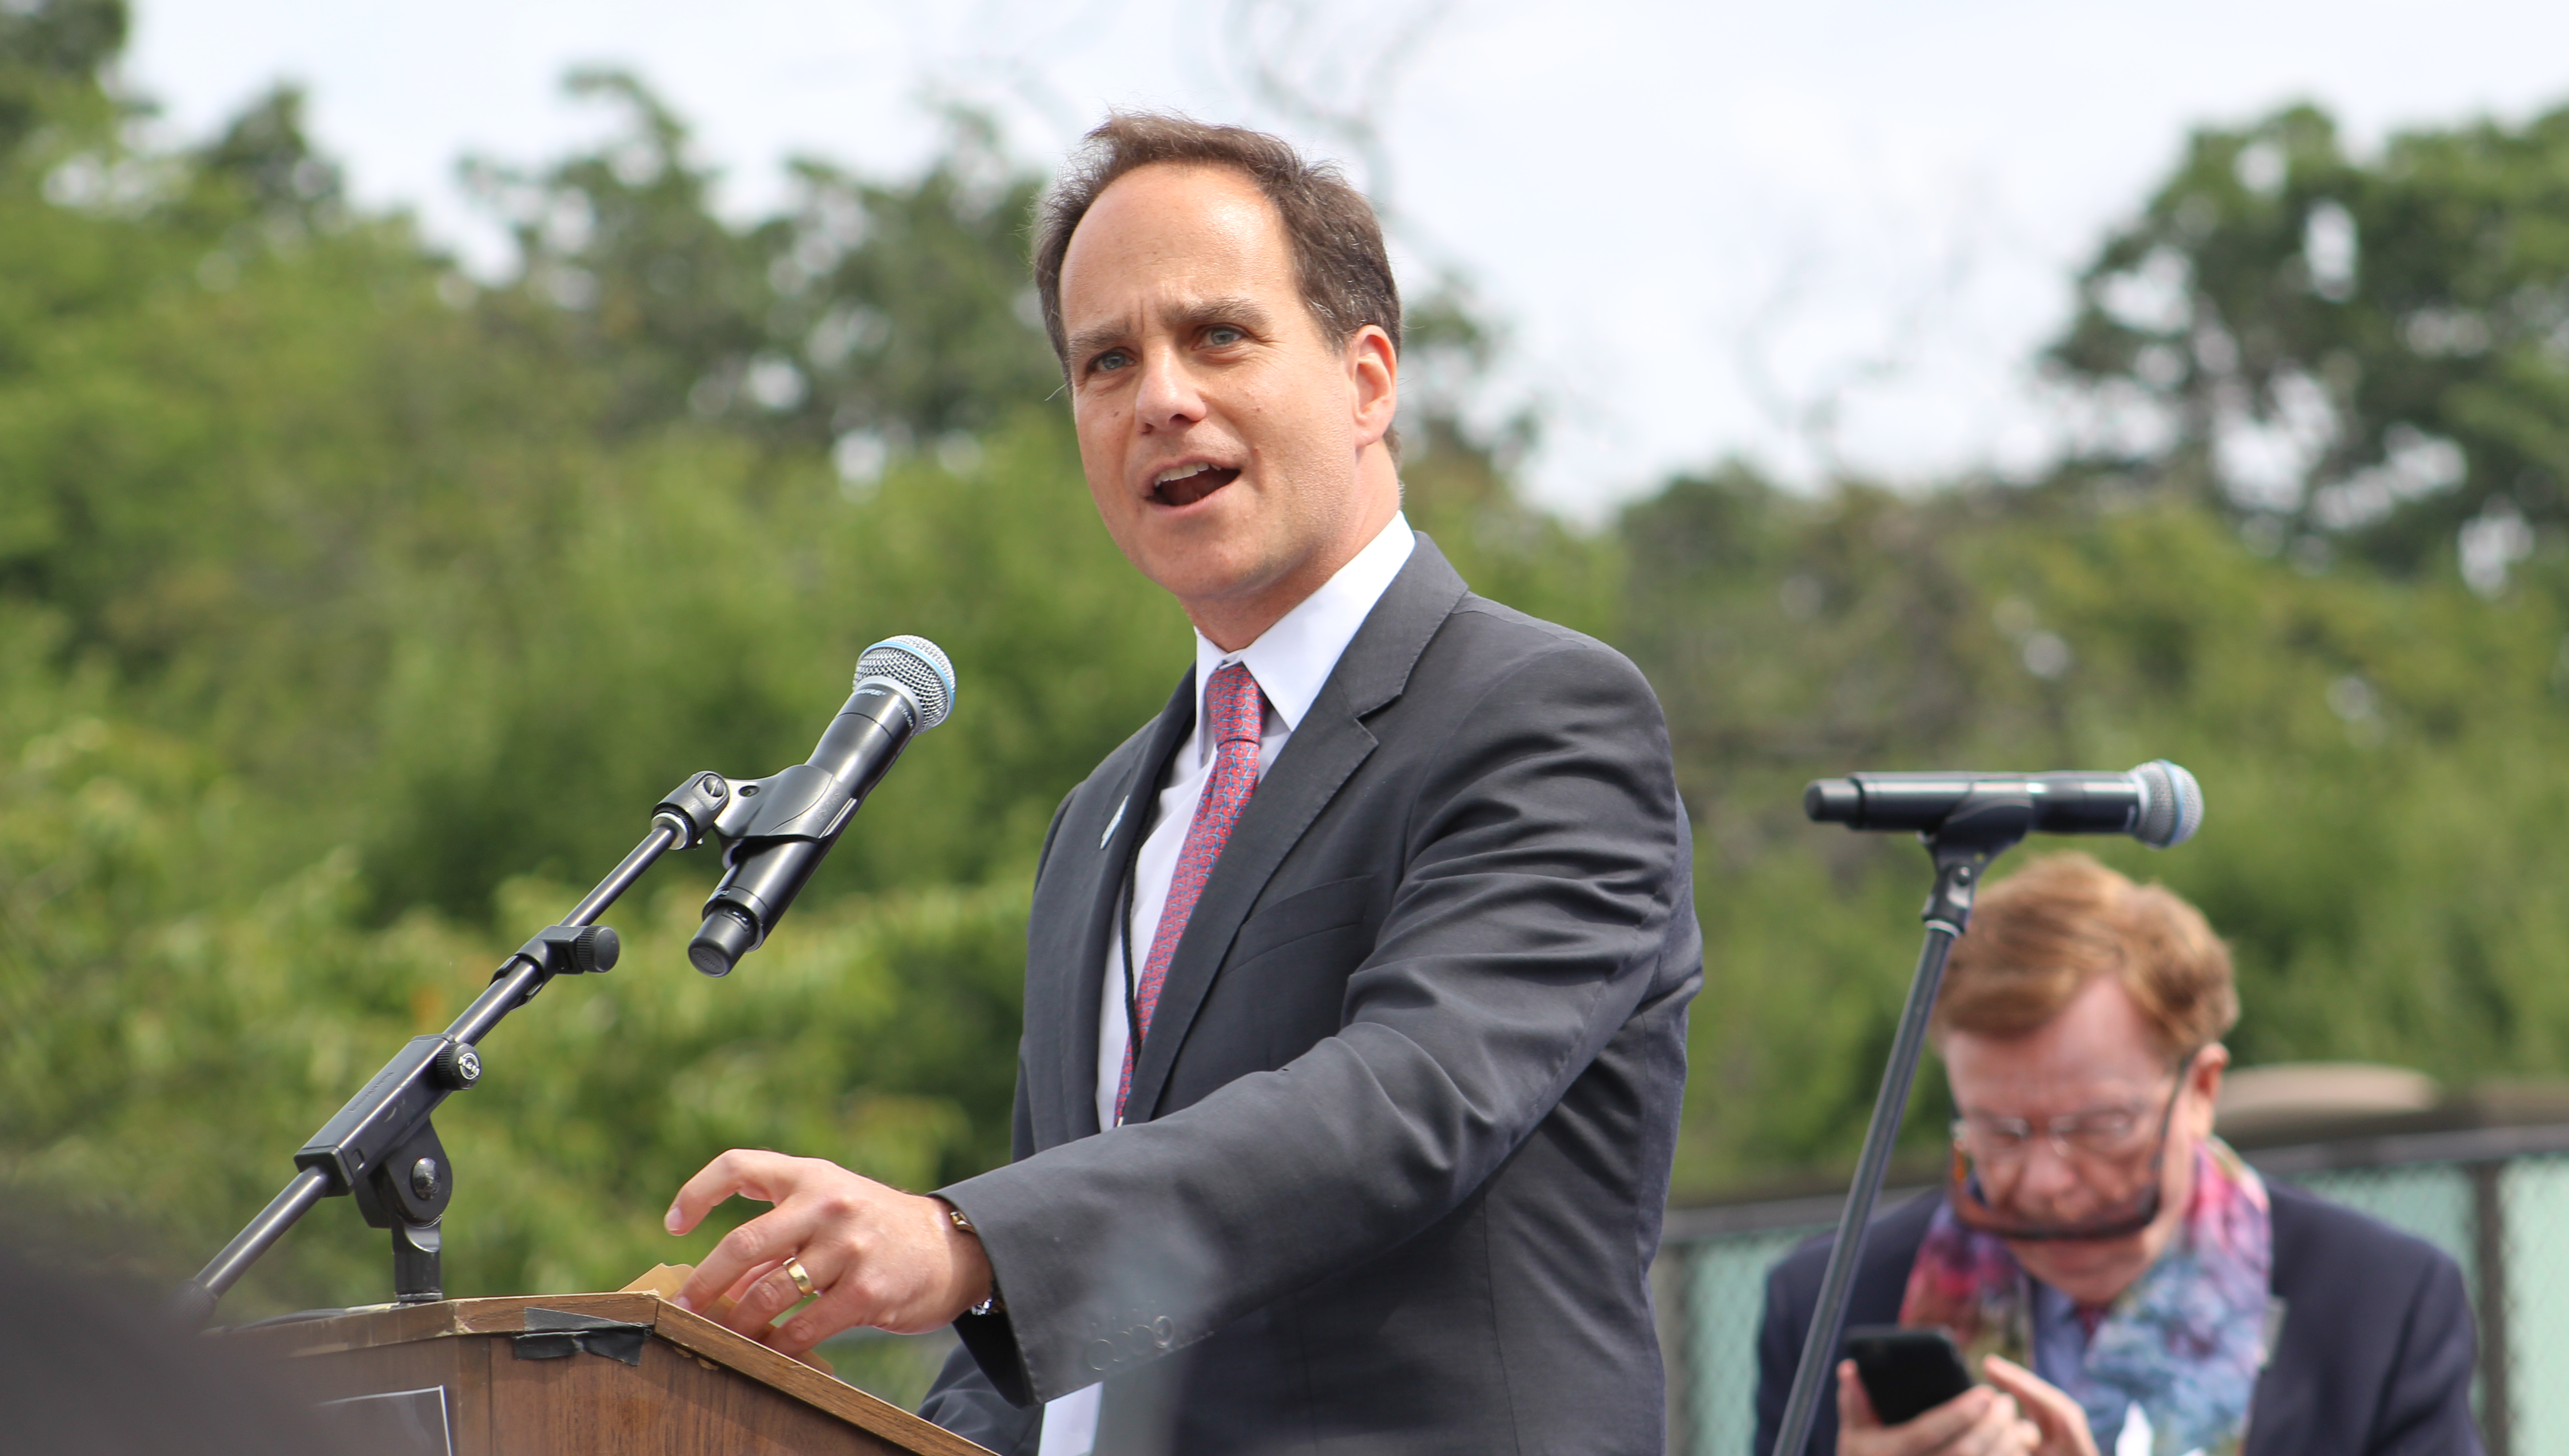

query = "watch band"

[{"left": 945, "top": 1204, "right": 1005, "bottom": 1317}]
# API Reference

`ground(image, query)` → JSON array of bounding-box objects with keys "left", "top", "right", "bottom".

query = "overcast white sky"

[{"left": 125, "top": 0, "right": 2569, "bottom": 515}]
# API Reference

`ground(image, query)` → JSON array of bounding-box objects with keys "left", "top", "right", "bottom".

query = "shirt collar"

[{"left": 1190, "top": 512, "right": 1415, "bottom": 741}]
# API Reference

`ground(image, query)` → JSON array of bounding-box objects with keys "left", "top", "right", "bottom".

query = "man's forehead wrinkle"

[
  {"left": 1062, "top": 292, "right": 1277, "bottom": 361},
  {"left": 1167, "top": 294, "right": 1274, "bottom": 331}
]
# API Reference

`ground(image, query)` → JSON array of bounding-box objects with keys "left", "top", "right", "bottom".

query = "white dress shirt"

[{"left": 1036, "top": 512, "right": 1415, "bottom": 1456}]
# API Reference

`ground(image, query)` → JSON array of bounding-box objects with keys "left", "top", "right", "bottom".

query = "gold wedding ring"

[{"left": 783, "top": 1256, "right": 816, "bottom": 1299}]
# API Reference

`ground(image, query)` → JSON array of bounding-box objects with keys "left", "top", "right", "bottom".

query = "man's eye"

[
  {"left": 1205, "top": 326, "right": 1245, "bottom": 346},
  {"left": 1091, "top": 349, "right": 1133, "bottom": 373}
]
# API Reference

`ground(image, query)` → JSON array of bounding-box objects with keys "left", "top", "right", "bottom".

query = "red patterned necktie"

[{"left": 1117, "top": 661, "right": 1267, "bottom": 1121}]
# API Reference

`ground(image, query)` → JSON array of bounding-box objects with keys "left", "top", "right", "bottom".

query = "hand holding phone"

[
  {"left": 1843, "top": 1326, "right": 1976, "bottom": 1425},
  {"left": 1830, "top": 1326, "right": 2043, "bottom": 1456}
]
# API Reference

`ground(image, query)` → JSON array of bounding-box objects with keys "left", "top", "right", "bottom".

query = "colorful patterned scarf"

[{"left": 1898, "top": 1139, "right": 2278, "bottom": 1456}]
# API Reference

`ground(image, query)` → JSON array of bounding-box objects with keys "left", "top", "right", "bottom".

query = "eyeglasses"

[
  {"left": 1945, "top": 1048, "right": 2201, "bottom": 1242},
  {"left": 1954, "top": 1100, "right": 2160, "bottom": 1165}
]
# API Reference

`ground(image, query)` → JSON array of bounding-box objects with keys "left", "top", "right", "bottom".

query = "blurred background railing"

[{"left": 1655, "top": 1067, "right": 2569, "bottom": 1456}]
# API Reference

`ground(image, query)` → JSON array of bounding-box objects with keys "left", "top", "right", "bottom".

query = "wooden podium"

[{"left": 230, "top": 1291, "right": 995, "bottom": 1456}]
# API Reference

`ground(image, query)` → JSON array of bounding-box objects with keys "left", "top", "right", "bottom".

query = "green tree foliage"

[
  {"left": 0, "top": 615, "right": 1032, "bottom": 1310},
  {"left": 0, "top": 20, "right": 1175, "bottom": 1314},
  {"left": 13, "top": 5, "right": 2569, "bottom": 1334},
  {"left": 0, "top": 0, "right": 120, "bottom": 153},
  {"left": 2051, "top": 100, "right": 2569, "bottom": 579},
  {"left": 1628, "top": 470, "right": 2569, "bottom": 1190},
  {"left": 465, "top": 75, "right": 1061, "bottom": 449},
  {"left": 1393, "top": 287, "right": 1620, "bottom": 637}
]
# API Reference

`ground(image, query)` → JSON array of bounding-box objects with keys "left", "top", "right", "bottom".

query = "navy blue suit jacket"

[{"left": 1755, "top": 1183, "right": 2482, "bottom": 1455}]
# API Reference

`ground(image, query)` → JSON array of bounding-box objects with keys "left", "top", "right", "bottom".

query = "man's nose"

[
  {"left": 2009, "top": 1140, "right": 2092, "bottom": 1212},
  {"left": 1133, "top": 345, "right": 1207, "bottom": 432}
]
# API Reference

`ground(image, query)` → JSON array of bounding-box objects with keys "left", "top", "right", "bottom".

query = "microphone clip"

[
  {"left": 651, "top": 763, "right": 861, "bottom": 852},
  {"left": 651, "top": 771, "right": 733, "bottom": 848},
  {"left": 1916, "top": 786, "right": 2033, "bottom": 937},
  {"left": 654, "top": 765, "right": 867, "bottom": 979}
]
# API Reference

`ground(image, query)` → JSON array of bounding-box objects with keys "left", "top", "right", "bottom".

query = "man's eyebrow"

[
  {"left": 1064, "top": 296, "right": 1281, "bottom": 367},
  {"left": 1166, "top": 295, "right": 1275, "bottom": 335},
  {"left": 1064, "top": 319, "right": 1131, "bottom": 365}
]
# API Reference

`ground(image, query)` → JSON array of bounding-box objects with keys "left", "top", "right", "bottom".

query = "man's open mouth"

[{"left": 1151, "top": 463, "right": 1241, "bottom": 507}]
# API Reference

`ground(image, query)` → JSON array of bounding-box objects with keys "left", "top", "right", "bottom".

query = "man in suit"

[
  {"left": 1755, "top": 855, "right": 2478, "bottom": 1456},
  {"left": 661, "top": 113, "right": 1702, "bottom": 1455},
  {"left": 1760, "top": 1182, "right": 2479, "bottom": 1456}
]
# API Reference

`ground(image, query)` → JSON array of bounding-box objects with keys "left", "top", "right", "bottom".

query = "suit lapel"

[
  {"left": 1123, "top": 536, "right": 1471, "bottom": 1122},
  {"left": 1045, "top": 670, "right": 1196, "bottom": 1141}
]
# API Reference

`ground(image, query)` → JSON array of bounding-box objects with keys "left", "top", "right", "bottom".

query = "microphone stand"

[
  {"left": 173, "top": 769, "right": 746, "bottom": 1328},
  {"left": 1768, "top": 787, "right": 2034, "bottom": 1456}
]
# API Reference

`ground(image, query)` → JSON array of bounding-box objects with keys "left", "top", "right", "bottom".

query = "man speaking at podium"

[{"left": 662, "top": 113, "right": 1702, "bottom": 1455}]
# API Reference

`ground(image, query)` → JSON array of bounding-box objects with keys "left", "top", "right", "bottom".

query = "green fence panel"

[
  {"left": 2503, "top": 1156, "right": 2569, "bottom": 1455},
  {"left": 2284, "top": 1164, "right": 2476, "bottom": 1286},
  {"left": 1669, "top": 1227, "right": 1822, "bottom": 1456}
]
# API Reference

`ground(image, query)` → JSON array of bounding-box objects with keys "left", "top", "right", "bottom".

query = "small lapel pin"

[{"left": 1100, "top": 795, "right": 1128, "bottom": 849}]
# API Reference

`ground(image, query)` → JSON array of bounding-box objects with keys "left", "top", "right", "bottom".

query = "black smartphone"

[{"left": 1843, "top": 1325, "right": 1976, "bottom": 1425}]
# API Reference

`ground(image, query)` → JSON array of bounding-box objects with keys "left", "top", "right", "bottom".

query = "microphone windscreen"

[
  {"left": 2130, "top": 760, "right": 2204, "bottom": 848},
  {"left": 856, "top": 635, "right": 957, "bottom": 732}
]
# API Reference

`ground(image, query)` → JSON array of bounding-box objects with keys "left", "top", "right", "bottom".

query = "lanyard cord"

[{"left": 1115, "top": 794, "right": 1148, "bottom": 1126}]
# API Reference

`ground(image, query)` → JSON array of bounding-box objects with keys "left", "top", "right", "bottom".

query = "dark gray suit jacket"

[
  {"left": 1756, "top": 1186, "right": 2482, "bottom": 1455},
  {"left": 916, "top": 536, "right": 1701, "bottom": 1455}
]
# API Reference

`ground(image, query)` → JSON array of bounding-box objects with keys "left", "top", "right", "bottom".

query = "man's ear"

[
  {"left": 2190, "top": 1044, "right": 2230, "bottom": 1133},
  {"left": 1346, "top": 324, "right": 1398, "bottom": 448}
]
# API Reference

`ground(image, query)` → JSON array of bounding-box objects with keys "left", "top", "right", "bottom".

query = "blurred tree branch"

[{"left": 2047, "top": 101, "right": 2569, "bottom": 589}]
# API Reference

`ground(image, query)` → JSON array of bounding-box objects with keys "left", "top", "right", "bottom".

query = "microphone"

[
  {"left": 1803, "top": 760, "right": 2204, "bottom": 848},
  {"left": 687, "top": 636, "right": 956, "bottom": 976}
]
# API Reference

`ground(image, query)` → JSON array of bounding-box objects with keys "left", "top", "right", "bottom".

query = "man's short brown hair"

[
  {"left": 1933, "top": 852, "right": 2238, "bottom": 1061},
  {"left": 1032, "top": 112, "right": 1402, "bottom": 373}
]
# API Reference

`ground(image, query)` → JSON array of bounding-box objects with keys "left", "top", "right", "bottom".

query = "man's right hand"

[{"left": 1835, "top": 1359, "right": 2040, "bottom": 1456}]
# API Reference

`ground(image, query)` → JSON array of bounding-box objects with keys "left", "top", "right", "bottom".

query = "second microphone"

[{"left": 1802, "top": 760, "right": 2204, "bottom": 849}]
